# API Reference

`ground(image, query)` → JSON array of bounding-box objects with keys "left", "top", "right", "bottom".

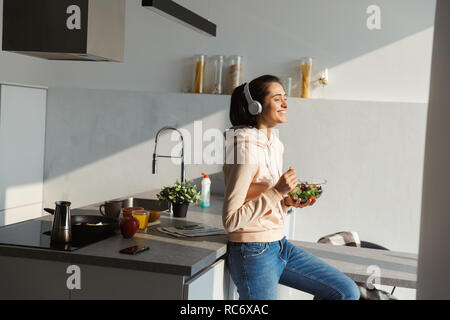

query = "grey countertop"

[{"left": 290, "top": 240, "right": 417, "bottom": 289}]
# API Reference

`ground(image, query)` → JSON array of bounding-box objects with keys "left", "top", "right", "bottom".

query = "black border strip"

[{"left": 142, "top": 0, "right": 217, "bottom": 37}]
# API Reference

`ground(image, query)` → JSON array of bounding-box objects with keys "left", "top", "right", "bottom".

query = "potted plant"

[{"left": 156, "top": 180, "right": 201, "bottom": 217}]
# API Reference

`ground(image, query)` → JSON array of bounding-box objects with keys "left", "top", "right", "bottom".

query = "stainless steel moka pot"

[{"left": 49, "top": 201, "right": 72, "bottom": 243}]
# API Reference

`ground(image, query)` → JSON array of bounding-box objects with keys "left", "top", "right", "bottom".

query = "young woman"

[{"left": 222, "top": 75, "right": 360, "bottom": 300}]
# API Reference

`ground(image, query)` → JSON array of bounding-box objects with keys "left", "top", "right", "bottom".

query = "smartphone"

[{"left": 119, "top": 245, "right": 149, "bottom": 255}]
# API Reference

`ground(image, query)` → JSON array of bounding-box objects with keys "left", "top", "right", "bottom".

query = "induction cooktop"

[{"left": 0, "top": 219, "right": 108, "bottom": 251}]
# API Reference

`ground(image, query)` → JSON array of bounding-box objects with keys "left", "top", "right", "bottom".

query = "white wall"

[
  {"left": 280, "top": 99, "right": 427, "bottom": 254},
  {"left": 280, "top": 98, "right": 426, "bottom": 300},
  {"left": 0, "top": 0, "right": 435, "bottom": 103}
]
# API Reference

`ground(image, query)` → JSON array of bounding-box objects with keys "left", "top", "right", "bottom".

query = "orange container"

[{"left": 148, "top": 211, "right": 161, "bottom": 222}]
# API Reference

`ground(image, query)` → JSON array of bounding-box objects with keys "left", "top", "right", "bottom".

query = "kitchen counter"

[
  {"left": 0, "top": 192, "right": 230, "bottom": 299},
  {"left": 73, "top": 191, "right": 228, "bottom": 277},
  {"left": 0, "top": 192, "right": 228, "bottom": 277}
]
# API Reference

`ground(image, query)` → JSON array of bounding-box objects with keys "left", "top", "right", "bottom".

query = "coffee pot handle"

[{"left": 44, "top": 208, "right": 55, "bottom": 215}]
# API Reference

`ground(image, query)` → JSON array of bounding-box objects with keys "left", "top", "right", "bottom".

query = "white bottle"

[{"left": 200, "top": 172, "right": 211, "bottom": 208}]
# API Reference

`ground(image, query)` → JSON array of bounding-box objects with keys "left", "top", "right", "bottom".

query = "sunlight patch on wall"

[{"left": 314, "top": 27, "right": 434, "bottom": 103}]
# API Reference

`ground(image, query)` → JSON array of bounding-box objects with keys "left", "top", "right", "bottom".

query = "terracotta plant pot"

[{"left": 172, "top": 203, "right": 189, "bottom": 218}]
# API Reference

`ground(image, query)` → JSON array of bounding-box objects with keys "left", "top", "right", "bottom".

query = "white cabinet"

[
  {"left": 0, "top": 84, "right": 47, "bottom": 225},
  {"left": 184, "top": 258, "right": 229, "bottom": 300}
]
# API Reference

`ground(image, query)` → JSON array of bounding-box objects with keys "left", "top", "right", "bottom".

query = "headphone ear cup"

[{"left": 249, "top": 101, "right": 262, "bottom": 115}]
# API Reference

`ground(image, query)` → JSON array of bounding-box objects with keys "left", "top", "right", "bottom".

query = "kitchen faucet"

[{"left": 152, "top": 126, "right": 185, "bottom": 183}]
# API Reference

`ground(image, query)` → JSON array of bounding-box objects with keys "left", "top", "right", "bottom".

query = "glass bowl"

[{"left": 288, "top": 178, "right": 327, "bottom": 203}]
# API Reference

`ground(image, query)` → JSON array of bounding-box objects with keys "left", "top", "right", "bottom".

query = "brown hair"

[{"left": 229, "top": 74, "right": 282, "bottom": 127}]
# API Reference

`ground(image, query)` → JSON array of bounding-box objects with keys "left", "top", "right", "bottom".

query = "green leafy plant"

[{"left": 157, "top": 180, "right": 201, "bottom": 205}]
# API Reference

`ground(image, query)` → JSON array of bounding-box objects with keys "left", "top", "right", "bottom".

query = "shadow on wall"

[
  {"left": 43, "top": 88, "right": 231, "bottom": 183},
  {"left": 0, "top": 193, "right": 4, "bottom": 225}
]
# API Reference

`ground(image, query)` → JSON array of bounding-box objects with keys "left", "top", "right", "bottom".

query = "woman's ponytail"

[{"left": 229, "top": 83, "right": 257, "bottom": 127}]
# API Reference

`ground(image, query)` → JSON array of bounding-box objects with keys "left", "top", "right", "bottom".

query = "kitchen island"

[{"left": 0, "top": 192, "right": 231, "bottom": 300}]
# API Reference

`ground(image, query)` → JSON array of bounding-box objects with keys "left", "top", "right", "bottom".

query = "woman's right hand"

[{"left": 274, "top": 166, "right": 298, "bottom": 195}]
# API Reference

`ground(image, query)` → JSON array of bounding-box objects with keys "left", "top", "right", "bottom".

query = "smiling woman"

[{"left": 223, "top": 75, "right": 360, "bottom": 300}]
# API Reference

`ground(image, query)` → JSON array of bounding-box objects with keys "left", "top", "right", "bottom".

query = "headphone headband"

[{"left": 243, "top": 82, "right": 253, "bottom": 104}]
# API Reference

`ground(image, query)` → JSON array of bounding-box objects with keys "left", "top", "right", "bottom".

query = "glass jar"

[
  {"left": 300, "top": 57, "right": 312, "bottom": 98},
  {"left": 211, "top": 55, "right": 224, "bottom": 94},
  {"left": 192, "top": 54, "right": 206, "bottom": 93},
  {"left": 228, "top": 55, "right": 243, "bottom": 94},
  {"left": 280, "top": 76, "right": 292, "bottom": 97},
  {"left": 132, "top": 209, "right": 150, "bottom": 229}
]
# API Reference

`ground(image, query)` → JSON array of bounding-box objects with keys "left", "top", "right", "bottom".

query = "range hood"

[{"left": 2, "top": 0, "right": 126, "bottom": 62}]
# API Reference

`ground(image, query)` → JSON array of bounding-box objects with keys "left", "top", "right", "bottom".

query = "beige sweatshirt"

[{"left": 222, "top": 126, "right": 290, "bottom": 242}]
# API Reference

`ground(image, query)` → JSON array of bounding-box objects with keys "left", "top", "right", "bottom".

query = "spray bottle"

[{"left": 200, "top": 172, "right": 211, "bottom": 208}]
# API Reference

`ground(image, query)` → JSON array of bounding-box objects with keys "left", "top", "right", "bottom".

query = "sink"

[{"left": 120, "top": 197, "right": 169, "bottom": 212}]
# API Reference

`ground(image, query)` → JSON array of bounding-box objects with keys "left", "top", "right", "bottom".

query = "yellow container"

[
  {"left": 300, "top": 57, "right": 312, "bottom": 98},
  {"left": 192, "top": 55, "right": 206, "bottom": 93},
  {"left": 132, "top": 210, "right": 150, "bottom": 229}
]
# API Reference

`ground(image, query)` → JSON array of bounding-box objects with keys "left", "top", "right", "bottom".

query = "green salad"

[{"left": 288, "top": 182, "right": 323, "bottom": 203}]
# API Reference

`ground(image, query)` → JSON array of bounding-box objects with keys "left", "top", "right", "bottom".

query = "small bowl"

[{"left": 148, "top": 211, "right": 161, "bottom": 222}]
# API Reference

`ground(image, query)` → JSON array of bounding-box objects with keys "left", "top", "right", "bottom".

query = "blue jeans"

[{"left": 227, "top": 237, "right": 360, "bottom": 300}]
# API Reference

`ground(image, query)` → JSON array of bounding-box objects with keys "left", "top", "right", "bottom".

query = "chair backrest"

[
  {"left": 360, "top": 241, "right": 389, "bottom": 251},
  {"left": 317, "top": 231, "right": 361, "bottom": 247}
]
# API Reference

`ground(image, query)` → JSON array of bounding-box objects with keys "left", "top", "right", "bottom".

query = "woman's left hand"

[{"left": 284, "top": 196, "right": 316, "bottom": 208}]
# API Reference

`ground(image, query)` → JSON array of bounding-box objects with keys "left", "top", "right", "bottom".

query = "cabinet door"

[
  {"left": 69, "top": 263, "right": 185, "bottom": 300},
  {"left": 183, "top": 258, "right": 229, "bottom": 300},
  {"left": 0, "top": 255, "right": 70, "bottom": 300},
  {"left": 0, "top": 85, "right": 46, "bottom": 222}
]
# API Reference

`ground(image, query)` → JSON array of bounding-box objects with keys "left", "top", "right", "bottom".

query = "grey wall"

[{"left": 417, "top": 0, "right": 450, "bottom": 300}]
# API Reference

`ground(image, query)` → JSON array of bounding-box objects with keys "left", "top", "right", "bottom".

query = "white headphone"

[{"left": 244, "top": 82, "right": 262, "bottom": 115}]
